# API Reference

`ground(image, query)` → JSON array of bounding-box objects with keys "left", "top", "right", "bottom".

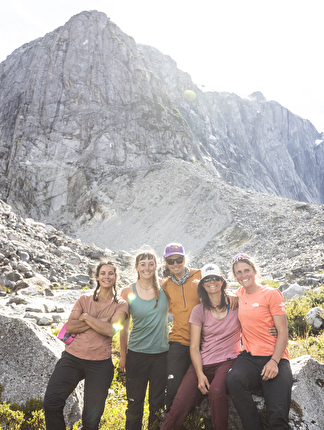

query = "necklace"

[
  {"left": 211, "top": 303, "right": 224, "bottom": 319},
  {"left": 138, "top": 281, "right": 153, "bottom": 290},
  {"left": 212, "top": 307, "right": 220, "bottom": 318}
]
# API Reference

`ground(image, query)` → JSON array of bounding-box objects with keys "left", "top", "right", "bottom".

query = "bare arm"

[
  {"left": 118, "top": 287, "right": 131, "bottom": 372},
  {"left": 190, "top": 323, "right": 209, "bottom": 395},
  {"left": 261, "top": 314, "right": 289, "bottom": 381},
  {"left": 226, "top": 291, "right": 239, "bottom": 310},
  {"left": 66, "top": 309, "right": 90, "bottom": 333},
  {"left": 79, "top": 310, "right": 127, "bottom": 337}
]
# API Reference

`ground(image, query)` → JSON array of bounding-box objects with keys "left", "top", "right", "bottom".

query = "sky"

[{"left": 0, "top": 0, "right": 323, "bottom": 132}]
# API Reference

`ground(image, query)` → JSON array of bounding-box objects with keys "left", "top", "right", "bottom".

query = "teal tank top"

[{"left": 128, "top": 283, "right": 169, "bottom": 354}]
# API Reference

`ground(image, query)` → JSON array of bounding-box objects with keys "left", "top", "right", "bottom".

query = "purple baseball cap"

[{"left": 163, "top": 243, "right": 185, "bottom": 258}]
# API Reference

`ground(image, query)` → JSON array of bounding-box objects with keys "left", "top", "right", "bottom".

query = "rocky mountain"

[
  {"left": 0, "top": 9, "right": 323, "bottom": 265},
  {"left": 139, "top": 45, "right": 324, "bottom": 204}
]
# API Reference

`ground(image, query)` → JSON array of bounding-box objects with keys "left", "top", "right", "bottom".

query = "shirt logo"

[{"left": 252, "top": 303, "right": 259, "bottom": 307}]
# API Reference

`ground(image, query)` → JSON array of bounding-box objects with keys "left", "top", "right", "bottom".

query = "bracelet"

[{"left": 270, "top": 357, "right": 279, "bottom": 365}]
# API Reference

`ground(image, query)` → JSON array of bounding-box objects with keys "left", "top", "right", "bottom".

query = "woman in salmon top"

[{"left": 227, "top": 253, "right": 292, "bottom": 430}]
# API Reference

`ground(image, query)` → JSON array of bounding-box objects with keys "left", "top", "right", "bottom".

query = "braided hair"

[{"left": 93, "top": 259, "right": 118, "bottom": 303}]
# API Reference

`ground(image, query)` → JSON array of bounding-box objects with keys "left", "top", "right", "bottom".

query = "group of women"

[{"left": 44, "top": 243, "right": 293, "bottom": 430}]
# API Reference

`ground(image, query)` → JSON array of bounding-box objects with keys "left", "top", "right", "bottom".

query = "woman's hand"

[
  {"left": 269, "top": 326, "right": 278, "bottom": 337},
  {"left": 119, "top": 353, "right": 126, "bottom": 373},
  {"left": 261, "top": 358, "right": 279, "bottom": 380},
  {"left": 197, "top": 373, "right": 210, "bottom": 395},
  {"left": 227, "top": 293, "right": 239, "bottom": 310}
]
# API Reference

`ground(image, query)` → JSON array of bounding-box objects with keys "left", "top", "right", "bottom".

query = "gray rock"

[
  {"left": 24, "top": 313, "right": 40, "bottom": 322},
  {"left": 52, "top": 314, "right": 62, "bottom": 323},
  {"left": 17, "top": 250, "right": 30, "bottom": 261},
  {"left": 305, "top": 307, "right": 324, "bottom": 329},
  {"left": 290, "top": 355, "right": 324, "bottom": 429},
  {"left": 38, "top": 315, "right": 53, "bottom": 326},
  {"left": 8, "top": 296, "right": 28, "bottom": 305},
  {"left": 6, "top": 270, "right": 23, "bottom": 282},
  {"left": 16, "top": 261, "right": 33, "bottom": 273},
  {"left": 281, "top": 284, "right": 311, "bottom": 300},
  {"left": 0, "top": 311, "right": 83, "bottom": 427},
  {"left": 25, "top": 306, "right": 44, "bottom": 313},
  {"left": 278, "top": 283, "right": 290, "bottom": 292},
  {"left": 67, "top": 274, "right": 90, "bottom": 284}
]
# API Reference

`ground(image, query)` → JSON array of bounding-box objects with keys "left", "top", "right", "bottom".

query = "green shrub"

[
  {"left": 288, "top": 333, "right": 324, "bottom": 361},
  {"left": 285, "top": 286, "right": 324, "bottom": 338},
  {"left": 0, "top": 402, "right": 24, "bottom": 429},
  {"left": 0, "top": 387, "right": 45, "bottom": 430}
]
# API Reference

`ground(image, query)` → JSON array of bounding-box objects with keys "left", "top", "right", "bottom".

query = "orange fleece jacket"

[{"left": 163, "top": 269, "right": 201, "bottom": 346}]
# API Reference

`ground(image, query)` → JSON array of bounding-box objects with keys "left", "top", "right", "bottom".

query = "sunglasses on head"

[
  {"left": 203, "top": 276, "right": 222, "bottom": 283},
  {"left": 166, "top": 256, "right": 184, "bottom": 265},
  {"left": 233, "top": 253, "right": 250, "bottom": 261}
]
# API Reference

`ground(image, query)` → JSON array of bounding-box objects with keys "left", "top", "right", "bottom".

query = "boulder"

[
  {"left": 290, "top": 355, "right": 324, "bottom": 429},
  {"left": 281, "top": 283, "right": 311, "bottom": 299},
  {"left": 305, "top": 307, "right": 324, "bottom": 329},
  {"left": 0, "top": 308, "right": 83, "bottom": 427}
]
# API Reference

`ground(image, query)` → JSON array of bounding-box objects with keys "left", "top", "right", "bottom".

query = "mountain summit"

[{"left": 0, "top": 10, "right": 323, "bottom": 263}]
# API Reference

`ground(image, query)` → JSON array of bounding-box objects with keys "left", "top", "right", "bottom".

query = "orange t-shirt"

[{"left": 236, "top": 285, "right": 289, "bottom": 360}]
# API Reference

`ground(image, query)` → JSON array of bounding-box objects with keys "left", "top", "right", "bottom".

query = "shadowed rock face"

[
  {"left": 139, "top": 44, "right": 324, "bottom": 203},
  {"left": 0, "top": 10, "right": 197, "bottom": 219}
]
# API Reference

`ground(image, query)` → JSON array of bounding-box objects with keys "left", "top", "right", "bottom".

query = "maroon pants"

[{"left": 161, "top": 359, "right": 235, "bottom": 430}]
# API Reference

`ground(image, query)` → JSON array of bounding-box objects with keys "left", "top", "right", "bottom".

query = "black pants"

[
  {"left": 44, "top": 351, "right": 114, "bottom": 430},
  {"left": 227, "top": 351, "right": 292, "bottom": 430},
  {"left": 165, "top": 341, "right": 191, "bottom": 412},
  {"left": 125, "top": 349, "right": 168, "bottom": 430}
]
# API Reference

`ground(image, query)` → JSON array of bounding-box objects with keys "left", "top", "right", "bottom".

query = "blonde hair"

[
  {"left": 135, "top": 251, "right": 160, "bottom": 309},
  {"left": 232, "top": 253, "right": 259, "bottom": 280}
]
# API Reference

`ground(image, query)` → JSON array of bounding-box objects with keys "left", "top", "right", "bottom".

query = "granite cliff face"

[
  {"left": 139, "top": 44, "right": 324, "bottom": 203},
  {"left": 0, "top": 10, "right": 198, "bottom": 220},
  {"left": 0, "top": 10, "right": 323, "bottom": 260}
]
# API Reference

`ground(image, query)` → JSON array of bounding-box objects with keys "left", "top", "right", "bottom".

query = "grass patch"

[
  {"left": 288, "top": 333, "right": 324, "bottom": 361},
  {"left": 261, "top": 280, "right": 281, "bottom": 288}
]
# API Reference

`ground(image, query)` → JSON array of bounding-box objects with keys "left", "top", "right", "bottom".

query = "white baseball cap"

[{"left": 200, "top": 263, "right": 222, "bottom": 280}]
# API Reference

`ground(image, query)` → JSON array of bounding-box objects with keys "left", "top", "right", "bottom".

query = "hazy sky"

[{"left": 0, "top": 0, "right": 323, "bottom": 132}]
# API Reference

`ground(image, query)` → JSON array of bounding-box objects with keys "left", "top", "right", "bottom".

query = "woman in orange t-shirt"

[{"left": 227, "top": 254, "right": 292, "bottom": 430}]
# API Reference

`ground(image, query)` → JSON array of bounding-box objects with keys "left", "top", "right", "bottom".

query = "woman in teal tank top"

[{"left": 119, "top": 250, "right": 169, "bottom": 430}]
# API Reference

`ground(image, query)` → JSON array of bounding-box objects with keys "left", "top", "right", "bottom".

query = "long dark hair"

[
  {"left": 93, "top": 259, "right": 118, "bottom": 303},
  {"left": 197, "top": 277, "right": 228, "bottom": 311},
  {"left": 135, "top": 251, "right": 160, "bottom": 309}
]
